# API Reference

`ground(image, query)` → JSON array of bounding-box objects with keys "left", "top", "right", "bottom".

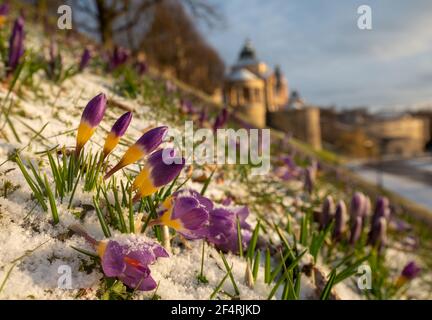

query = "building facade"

[{"left": 223, "top": 40, "right": 289, "bottom": 127}]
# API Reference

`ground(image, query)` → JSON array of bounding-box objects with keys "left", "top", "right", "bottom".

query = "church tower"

[{"left": 223, "top": 40, "right": 289, "bottom": 127}]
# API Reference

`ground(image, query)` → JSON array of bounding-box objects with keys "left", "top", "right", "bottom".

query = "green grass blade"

[
  {"left": 320, "top": 269, "right": 337, "bottom": 300},
  {"left": 44, "top": 174, "right": 59, "bottom": 224},
  {"left": 246, "top": 220, "right": 260, "bottom": 261},
  {"left": 219, "top": 251, "right": 240, "bottom": 296},
  {"left": 93, "top": 196, "right": 111, "bottom": 237}
]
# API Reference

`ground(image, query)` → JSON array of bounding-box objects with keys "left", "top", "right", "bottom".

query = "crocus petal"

[
  {"left": 371, "top": 196, "right": 390, "bottom": 226},
  {"left": 7, "top": 16, "right": 25, "bottom": 74},
  {"left": 368, "top": 216, "right": 387, "bottom": 248},
  {"left": 0, "top": 4, "right": 9, "bottom": 16},
  {"left": 79, "top": 48, "right": 91, "bottom": 71},
  {"left": 349, "top": 215, "right": 363, "bottom": 245},
  {"left": 333, "top": 200, "right": 347, "bottom": 241},
  {"left": 80, "top": 93, "right": 107, "bottom": 127},
  {"left": 207, "top": 204, "right": 251, "bottom": 254},
  {"left": 102, "top": 112, "right": 132, "bottom": 157},
  {"left": 100, "top": 241, "right": 127, "bottom": 277},
  {"left": 75, "top": 93, "right": 107, "bottom": 154},
  {"left": 350, "top": 192, "right": 366, "bottom": 220},
  {"left": 132, "top": 149, "right": 185, "bottom": 200},
  {"left": 401, "top": 261, "right": 421, "bottom": 280},
  {"left": 119, "top": 267, "right": 156, "bottom": 291},
  {"left": 213, "top": 107, "right": 228, "bottom": 131},
  {"left": 104, "top": 126, "right": 167, "bottom": 179},
  {"left": 135, "top": 126, "right": 168, "bottom": 154},
  {"left": 99, "top": 237, "right": 168, "bottom": 291},
  {"left": 321, "top": 195, "right": 335, "bottom": 229}
]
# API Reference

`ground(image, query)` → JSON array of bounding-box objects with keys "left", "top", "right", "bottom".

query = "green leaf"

[
  {"left": 44, "top": 174, "right": 59, "bottom": 224},
  {"left": 320, "top": 269, "right": 337, "bottom": 300},
  {"left": 93, "top": 196, "right": 111, "bottom": 237},
  {"left": 246, "top": 220, "right": 261, "bottom": 261},
  {"left": 219, "top": 251, "right": 240, "bottom": 296}
]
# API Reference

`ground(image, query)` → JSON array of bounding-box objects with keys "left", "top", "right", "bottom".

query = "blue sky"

[{"left": 201, "top": 0, "right": 432, "bottom": 110}]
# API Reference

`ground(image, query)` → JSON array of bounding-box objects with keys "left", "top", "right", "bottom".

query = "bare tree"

[{"left": 69, "top": 0, "right": 222, "bottom": 49}]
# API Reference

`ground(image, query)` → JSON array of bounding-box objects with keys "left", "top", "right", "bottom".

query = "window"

[
  {"left": 255, "top": 88, "right": 261, "bottom": 102},
  {"left": 243, "top": 87, "right": 250, "bottom": 103}
]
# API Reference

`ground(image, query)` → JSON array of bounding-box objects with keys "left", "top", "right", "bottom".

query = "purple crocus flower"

[
  {"left": 396, "top": 261, "right": 421, "bottom": 287},
  {"left": 350, "top": 192, "right": 366, "bottom": 221},
  {"left": 103, "top": 111, "right": 133, "bottom": 159},
  {"left": 99, "top": 238, "right": 168, "bottom": 291},
  {"left": 207, "top": 204, "right": 252, "bottom": 254},
  {"left": 104, "top": 126, "right": 168, "bottom": 179},
  {"left": 79, "top": 47, "right": 91, "bottom": 71},
  {"left": 0, "top": 3, "right": 9, "bottom": 26},
  {"left": 213, "top": 107, "right": 228, "bottom": 131},
  {"left": 274, "top": 155, "right": 302, "bottom": 181},
  {"left": 165, "top": 80, "right": 177, "bottom": 94},
  {"left": 7, "top": 16, "right": 25, "bottom": 75},
  {"left": 180, "top": 99, "right": 195, "bottom": 115},
  {"left": 198, "top": 108, "right": 208, "bottom": 127},
  {"left": 363, "top": 195, "right": 372, "bottom": 217},
  {"left": 401, "top": 261, "right": 421, "bottom": 280},
  {"left": 0, "top": 3, "right": 9, "bottom": 15},
  {"left": 303, "top": 166, "right": 315, "bottom": 195},
  {"left": 368, "top": 216, "right": 387, "bottom": 249},
  {"left": 108, "top": 45, "right": 129, "bottom": 71},
  {"left": 46, "top": 40, "right": 62, "bottom": 80},
  {"left": 320, "top": 195, "right": 335, "bottom": 229},
  {"left": 132, "top": 148, "right": 185, "bottom": 201},
  {"left": 349, "top": 215, "right": 363, "bottom": 245},
  {"left": 333, "top": 200, "right": 348, "bottom": 241},
  {"left": 371, "top": 196, "right": 390, "bottom": 226},
  {"left": 69, "top": 225, "right": 168, "bottom": 291},
  {"left": 134, "top": 60, "right": 147, "bottom": 75},
  {"left": 153, "top": 189, "right": 213, "bottom": 239},
  {"left": 75, "top": 93, "right": 107, "bottom": 155}
]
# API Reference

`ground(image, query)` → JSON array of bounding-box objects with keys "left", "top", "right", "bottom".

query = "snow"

[{"left": 0, "top": 23, "right": 429, "bottom": 300}]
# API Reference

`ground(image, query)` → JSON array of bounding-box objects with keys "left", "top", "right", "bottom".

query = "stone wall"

[{"left": 267, "top": 108, "right": 322, "bottom": 150}]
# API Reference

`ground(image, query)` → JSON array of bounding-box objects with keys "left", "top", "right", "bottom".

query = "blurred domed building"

[{"left": 223, "top": 39, "right": 289, "bottom": 127}]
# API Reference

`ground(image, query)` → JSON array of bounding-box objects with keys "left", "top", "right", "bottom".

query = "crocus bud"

[
  {"left": 363, "top": 195, "right": 372, "bottom": 217},
  {"left": 0, "top": 4, "right": 10, "bottom": 26},
  {"left": 333, "top": 200, "right": 348, "bottom": 241},
  {"left": 198, "top": 109, "right": 208, "bottom": 127},
  {"left": 132, "top": 148, "right": 185, "bottom": 201},
  {"left": 0, "top": 4, "right": 9, "bottom": 16},
  {"left": 371, "top": 196, "right": 390, "bottom": 226},
  {"left": 349, "top": 215, "right": 363, "bottom": 245},
  {"left": 104, "top": 126, "right": 168, "bottom": 179},
  {"left": 320, "top": 195, "right": 335, "bottom": 229},
  {"left": 7, "top": 16, "right": 25, "bottom": 75},
  {"left": 368, "top": 216, "right": 387, "bottom": 249},
  {"left": 102, "top": 111, "right": 132, "bottom": 159},
  {"left": 79, "top": 48, "right": 91, "bottom": 71},
  {"left": 303, "top": 167, "right": 315, "bottom": 195},
  {"left": 134, "top": 60, "right": 147, "bottom": 75},
  {"left": 108, "top": 45, "right": 129, "bottom": 71},
  {"left": 213, "top": 107, "right": 228, "bottom": 131},
  {"left": 395, "top": 261, "right": 421, "bottom": 287},
  {"left": 75, "top": 93, "right": 107, "bottom": 155},
  {"left": 350, "top": 192, "right": 366, "bottom": 221},
  {"left": 180, "top": 99, "right": 194, "bottom": 114}
]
